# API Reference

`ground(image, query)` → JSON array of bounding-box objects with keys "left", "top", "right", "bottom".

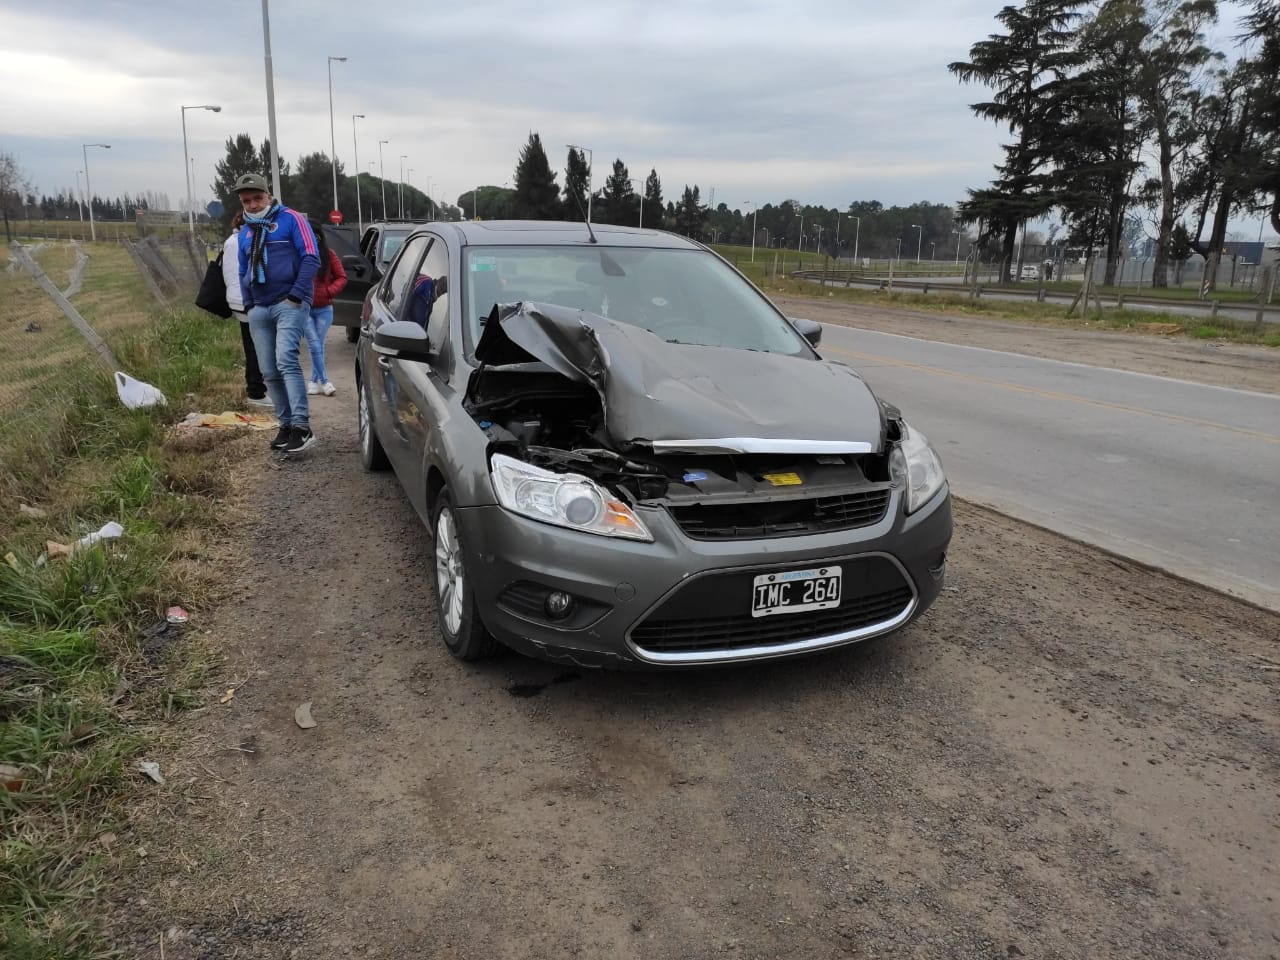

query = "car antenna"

[{"left": 570, "top": 191, "right": 598, "bottom": 244}]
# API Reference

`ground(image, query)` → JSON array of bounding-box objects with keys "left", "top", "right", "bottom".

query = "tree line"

[
  {"left": 472, "top": 133, "right": 966, "bottom": 260},
  {"left": 951, "top": 0, "right": 1277, "bottom": 288}
]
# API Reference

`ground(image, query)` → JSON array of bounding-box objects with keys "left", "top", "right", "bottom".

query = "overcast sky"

[{"left": 0, "top": 0, "right": 1267, "bottom": 237}]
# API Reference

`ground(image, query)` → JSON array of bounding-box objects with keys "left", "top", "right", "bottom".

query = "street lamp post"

[
  {"left": 327, "top": 55, "right": 347, "bottom": 213},
  {"left": 377, "top": 139, "right": 389, "bottom": 220},
  {"left": 814, "top": 223, "right": 824, "bottom": 252},
  {"left": 744, "top": 201, "right": 757, "bottom": 262},
  {"left": 952, "top": 228, "right": 962, "bottom": 264},
  {"left": 929, "top": 241, "right": 936, "bottom": 260},
  {"left": 795, "top": 213, "right": 804, "bottom": 251},
  {"left": 181, "top": 104, "right": 221, "bottom": 235},
  {"left": 407, "top": 168, "right": 413, "bottom": 218},
  {"left": 352, "top": 114, "right": 365, "bottom": 232},
  {"left": 82, "top": 142, "right": 111, "bottom": 242},
  {"left": 75, "top": 170, "right": 84, "bottom": 221},
  {"left": 849, "top": 215, "right": 861, "bottom": 265},
  {"left": 627, "top": 179, "right": 644, "bottom": 228},
  {"left": 895, "top": 237, "right": 903, "bottom": 260},
  {"left": 398, "top": 154, "right": 407, "bottom": 218},
  {"left": 911, "top": 223, "right": 923, "bottom": 263},
  {"left": 566, "top": 144, "right": 593, "bottom": 224}
]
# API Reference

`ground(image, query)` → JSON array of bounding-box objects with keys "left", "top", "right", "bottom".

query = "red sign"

[{"left": 328, "top": 209, "right": 343, "bottom": 224}]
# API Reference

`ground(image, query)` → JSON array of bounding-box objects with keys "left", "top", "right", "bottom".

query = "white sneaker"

[
  {"left": 322, "top": 381, "right": 337, "bottom": 396},
  {"left": 246, "top": 395, "right": 273, "bottom": 408},
  {"left": 306, "top": 382, "right": 321, "bottom": 395}
]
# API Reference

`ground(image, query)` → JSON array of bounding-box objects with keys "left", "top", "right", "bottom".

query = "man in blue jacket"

[{"left": 235, "top": 173, "right": 320, "bottom": 455}]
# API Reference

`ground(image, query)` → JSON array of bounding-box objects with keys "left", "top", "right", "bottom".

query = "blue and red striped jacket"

[{"left": 236, "top": 205, "right": 320, "bottom": 309}]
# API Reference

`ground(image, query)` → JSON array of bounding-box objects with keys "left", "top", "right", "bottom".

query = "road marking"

[{"left": 821, "top": 343, "right": 1280, "bottom": 445}]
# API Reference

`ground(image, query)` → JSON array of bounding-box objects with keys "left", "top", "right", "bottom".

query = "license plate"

[{"left": 751, "top": 566, "right": 842, "bottom": 618}]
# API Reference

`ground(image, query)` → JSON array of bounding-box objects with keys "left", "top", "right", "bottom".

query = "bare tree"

[{"left": 0, "top": 151, "right": 33, "bottom": 242}]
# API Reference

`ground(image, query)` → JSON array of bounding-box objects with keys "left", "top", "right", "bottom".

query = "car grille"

[
  {"left": 630, "top": 555, "right": 914, "bottom": 655},
  {"left": 667, "top": 489, "right": 891, "bottom": 540}
]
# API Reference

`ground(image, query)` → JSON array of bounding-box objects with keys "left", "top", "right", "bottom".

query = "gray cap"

[{"left": 234, "top": 173, "right": 269, "bottom": 193}]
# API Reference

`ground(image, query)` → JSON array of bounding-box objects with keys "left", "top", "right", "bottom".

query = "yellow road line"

[{"left": 822, "top": 344, "right": 1280, "bottom": 445}]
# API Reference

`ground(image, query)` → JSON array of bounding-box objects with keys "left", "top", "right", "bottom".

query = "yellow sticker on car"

[{"left": 762, "top": 472, "right": 802, "bottom": 486}]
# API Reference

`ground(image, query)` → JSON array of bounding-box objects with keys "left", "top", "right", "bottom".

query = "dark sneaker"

[
  {"left": 269, "top": 426, "right": 292, "bottom": 450},
  {"left": 284, "top": 426, "right": 316, "bottom": 455}
]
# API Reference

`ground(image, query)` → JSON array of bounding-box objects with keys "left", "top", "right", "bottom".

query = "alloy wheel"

[{"left": 435, "top": 507, "right": 464, "bottom": 636}]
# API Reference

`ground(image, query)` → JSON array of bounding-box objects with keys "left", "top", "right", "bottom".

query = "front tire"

[
  {"left": 431, "top": 491, "right": 501, "bottom": 661},
  {"left": 345, "top": 325, "right": 359, "bottom": 343},
  {"left": 358, "top": 370, "right": 390, "bottom": 472}
]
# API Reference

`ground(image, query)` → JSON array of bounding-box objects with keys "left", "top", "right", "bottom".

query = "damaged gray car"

[{"left": 355, "top": 220, "right": 951, "bottom": 668}]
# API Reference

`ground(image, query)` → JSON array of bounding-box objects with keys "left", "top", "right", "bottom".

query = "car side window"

[
  {"left": 359, "top": 228, "right": 378, "bottom": 259},
  {"left": 414, "top": 237, "right": 451, "bottom": 350},
  {"left": 380, "top": 236, "right": 429, "bottom": 318}
]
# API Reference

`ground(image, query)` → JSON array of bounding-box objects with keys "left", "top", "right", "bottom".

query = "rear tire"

[
  {"left": 431, "top": 491, "right": 501, "bottom": 661},
  {"left": 358, "top": 370, "right": 390, "bottom": 472},
  {"left": 345, "top": 325, "right": 360, "bottom": 343}
]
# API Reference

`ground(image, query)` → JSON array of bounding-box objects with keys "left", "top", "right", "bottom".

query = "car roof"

[{"left": 429, "top": 220, "right": 703, "bottom": 250}]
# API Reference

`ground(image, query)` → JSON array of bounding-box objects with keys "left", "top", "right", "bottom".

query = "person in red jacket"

[{"left": 306, "top": 220, "right": 348, "bottom": 396}]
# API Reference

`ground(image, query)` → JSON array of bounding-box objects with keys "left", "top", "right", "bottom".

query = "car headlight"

[
  {"left": 490, "top": 453, "right": 653, "bottom": 541},
  {"left": 890, "top": 422, "right": 946, "bottom": 514}
]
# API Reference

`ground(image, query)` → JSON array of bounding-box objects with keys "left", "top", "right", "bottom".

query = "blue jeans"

[
  {"left": 248, "top": 300, "right": 310, "bottom": 428},
  {"left": 306, "top": 305, "right": 335, "bottom": 384}
]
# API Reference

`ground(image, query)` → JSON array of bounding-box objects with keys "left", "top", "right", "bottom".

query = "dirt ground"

[{"left": 106, "top": 303, "right": 1279, "bottom": 960}]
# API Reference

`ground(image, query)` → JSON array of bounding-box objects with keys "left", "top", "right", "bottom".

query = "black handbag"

[{"left": 195, "top": 251, "right": 233, "bottom": 319}]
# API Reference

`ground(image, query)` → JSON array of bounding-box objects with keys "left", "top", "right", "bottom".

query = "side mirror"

[
  {"left": 373, "top": 320, "right": 433, "bottom": 363},
  {"left": 791, "top": 317, "right": 822, "bottom": 347}
]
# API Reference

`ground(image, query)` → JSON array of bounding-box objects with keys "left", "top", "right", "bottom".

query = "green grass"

[{"left": 1, "top": 290, "right": 248, "bottom": 958}]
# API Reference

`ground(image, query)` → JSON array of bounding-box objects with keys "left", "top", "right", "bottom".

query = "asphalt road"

[{"left": 817, "top": 323, "right": 1280, "bottom": 611}]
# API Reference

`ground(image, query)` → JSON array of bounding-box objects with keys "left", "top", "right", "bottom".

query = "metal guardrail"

[{"left": 791, "top": 270, "right": 1280, "bottom": 322}]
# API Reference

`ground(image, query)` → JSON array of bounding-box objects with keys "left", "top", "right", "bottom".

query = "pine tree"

[
  {"left": 643, "top": 169, "right": 664, "bottom": 230},
  {"left": 598, "top": 159, "right": 636, "bottom": 225},
  {"left": 949, "top": 1, "right": 1085, "bottom": 275},
  {"left": 212, "top": 134, "right": 260, "bottom": 229},
  {"left": 513, "top": 133, "right": 561, "bottom": 220},
  {"left": 563, "top": 148, "right": 589, "bottom": 220},
  {"left": 673, "top": 185, "right": 706, "bottom": 240}
]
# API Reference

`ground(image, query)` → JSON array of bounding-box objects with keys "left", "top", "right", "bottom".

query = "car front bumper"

[{"left": 455, "top": 484, "right": 952, "bottom": 669}]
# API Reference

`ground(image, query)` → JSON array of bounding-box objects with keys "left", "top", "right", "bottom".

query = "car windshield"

[
  {"left": 463, "top": 246, "right": 808, "bottom": 357},
  {"left": 380, "top": 231, "right": 412, "bottom": 264}
]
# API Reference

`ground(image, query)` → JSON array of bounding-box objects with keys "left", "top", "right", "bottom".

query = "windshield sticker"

[
  {"left": 682, "top": 471, "right": 708, "bottom": 483},
  {"left": 471, "top": 257, "right": 497, "bottom": 272},
  {"left": 762, "top": 472, "right": 803, "bottom": 486}
]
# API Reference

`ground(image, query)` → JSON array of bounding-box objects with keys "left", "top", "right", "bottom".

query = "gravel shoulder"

[{"left": 105, "top": 305, "right": 1279, "bottom": 960}]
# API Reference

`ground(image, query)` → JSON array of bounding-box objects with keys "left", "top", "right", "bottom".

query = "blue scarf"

[{"left": 243, "top": 202, "right": 281, "bottom": 284}]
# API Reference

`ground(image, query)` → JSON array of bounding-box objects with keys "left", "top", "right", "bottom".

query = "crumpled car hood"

[{"left": 470, "top": 302, "right": 886, "bottom": 453}]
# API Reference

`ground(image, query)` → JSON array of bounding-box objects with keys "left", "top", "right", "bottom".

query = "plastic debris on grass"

[
  {"left": 114, "top": 371, "right": 167, "bottom": 410},
  {"left": 294, "top": 702, "right": 317, "bottom": 729},
  {"left": 137, "top": 761, "right": 165, "bottom": 784},
  {"left": 177, "top": 411, "right": 277, "bottom": 431}
]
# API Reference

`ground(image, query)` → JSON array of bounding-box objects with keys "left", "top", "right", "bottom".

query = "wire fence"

[{"left": 1, "top": 236, "right": 205, "bottom": 417}]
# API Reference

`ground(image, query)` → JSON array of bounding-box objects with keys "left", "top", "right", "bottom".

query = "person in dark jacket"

[
  {"left": 305, "top": 220, "right": 348, "bottom": 397},
  {"left": 235, "top": 172, "right": 320, "bottom": 455}
]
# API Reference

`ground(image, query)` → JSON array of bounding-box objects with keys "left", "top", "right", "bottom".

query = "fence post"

[{"left": 11, "top": 243, "right": 119, "bottom": 369}]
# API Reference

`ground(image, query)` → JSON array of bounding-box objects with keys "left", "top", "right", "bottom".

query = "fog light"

[{"left": 544, "top": 590, "right": 575, "bottom": 620}]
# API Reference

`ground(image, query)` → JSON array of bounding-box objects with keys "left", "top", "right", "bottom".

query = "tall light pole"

[
  {"left": 849, "top": 215, "right": 861, "bottom": 265},
  {"left": 377, "top": 139, "right": 389, "bottom": 220},
  {"left": 407, "top": 168, "right": 413, "bottom": 217},
  {"left": 566, "top": 144, "right": 592, "bottom": 224},
  {"left": 398, "top": 154, "right": 407, "bottom": 218},
  {"left": 352, "top": 114, "right": 365, "bottom": 232},
  {"left": 82, "top": 142, "right": 110, "bottom": 242},
  {"left": 795, "top": 212, "right": 804, "bottom": 251},
  {"left": 75, "top": 170, "right": 85, "bottom": 221},
  {"left": 326, "top": 55, "right": 347, "bottom": 214},
  {"left": 911, "top": 223, "right": 923, "bottom": 263},
  {"left": 835, "top": 213, "right": 845, "bottom": 258},
  {"left": 929, "top": 241, "right": 936, "bottom": 260},
  {"left": 627, "top": 178, "right": 644, "bottom": 228},
  {"left": 259, "top": 0, "right": 282, "bottom": 199},
  {"left": 895, "top": 237, "right": 903, "bottom": 260},
  {"left": 952, "top": 228, "right": 962, "bottom": 264},
  {"left": 814, "top": 223, "right": 824, "bottom": 253},
  {"left": 181, "top": 104, "right": 221, "bottom": 235},
  {"left": 743, "top": 201, "right": 757, "bottom": 261}
]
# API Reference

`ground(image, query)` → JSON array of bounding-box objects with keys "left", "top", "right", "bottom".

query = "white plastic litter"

[
  {"left": 75, "top": 521, "right": 124, "bottom": 552},
  {"left": 114, "top": 371, "right": 167, "bottom": 409}
]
